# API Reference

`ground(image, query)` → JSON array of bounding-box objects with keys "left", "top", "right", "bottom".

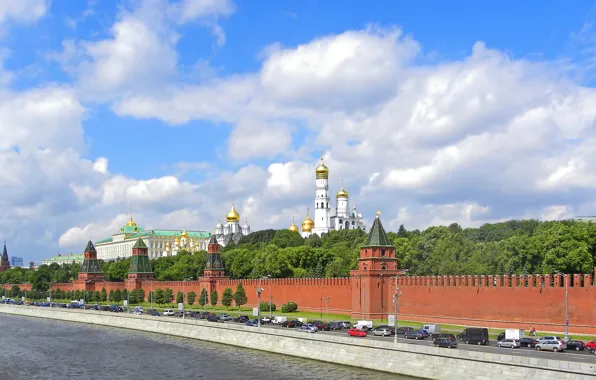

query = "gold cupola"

[
  {"left": 180, "top": 230, "right": 189, "bottom": 238},
  {"left": 126, "top": 217, "right": 137, "bottom": 227},
  {"left": 226, "top": 204, "right": 240, "bottom": 223},
  {"left": 336, "top": 181, "right": 349, "bottom": 198},
  {"left": 315, "top": 158, "right": 329, "bottom": 179},
  {"left": 302, "top": 209, "right": 314, "bottom": 232},
  {"left": 289, "top": 217, "right": 299, "bottom": 233}
]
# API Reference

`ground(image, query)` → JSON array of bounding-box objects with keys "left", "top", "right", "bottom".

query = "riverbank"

[{"left": 1, "top": 305, "right": 595, "bottom": 380}]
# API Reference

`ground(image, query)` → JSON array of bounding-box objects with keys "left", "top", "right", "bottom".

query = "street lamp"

[
  {"left": 393, "top": 269, "right": 409, "bottom": 345},
  {"left": 150, "top": 280, "right": 154, "bottom": 311},
  {"left": 257, "top": 276, "right": 267, "bottom": 327},
  {"left": 203, "top": 286, "right": 207, "bottom": 313},
  {"left": 325, "top": 296, "right": 330, "bottom": 323},
  {"left": 320, "top": 297, "right": 323, "bottom": 318},
  {"left": 182, "top": 277, "right": 192, "bottom": 320}
]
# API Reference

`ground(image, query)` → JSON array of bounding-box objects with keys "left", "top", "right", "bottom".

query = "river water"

[{"left": 0, "top": 314, "right": 416, "bottom": 380}]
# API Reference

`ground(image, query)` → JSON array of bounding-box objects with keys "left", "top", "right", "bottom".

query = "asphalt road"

[{"left": 246, "top": 321, "right": 596, "bottom": 364}]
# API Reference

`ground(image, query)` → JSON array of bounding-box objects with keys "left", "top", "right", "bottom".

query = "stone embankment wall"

[{"left": 1, "top": 305, "right": 595, "bottom": 380}]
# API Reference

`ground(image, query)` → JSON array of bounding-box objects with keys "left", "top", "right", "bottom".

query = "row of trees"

[{"left": 2, "top": 219, "right": 595, "bottom": 290}]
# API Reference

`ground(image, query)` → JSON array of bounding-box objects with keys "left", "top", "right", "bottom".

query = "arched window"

[
  {"left": 382, "top": 265, "right": 387, "bottom": 270},
  {"left": 344, "top": 221, "right": 349, "bottom": 230},
  {"left": 381, "top": 249, "right": 386, "bottom": 257}
]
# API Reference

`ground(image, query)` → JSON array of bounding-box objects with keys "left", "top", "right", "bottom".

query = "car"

[
  {"left": 537, "top": 336, "right": 563, "bottom": 343},
  {"left": 536, "top": 340, "right": 565, "bottom": 352},
  {"left": 433, "top": 338, "right": 458, "bottom": 348},
  {"left": 329, "top": 322, "right": 343, "bottom": 330},
  {"left": 372, "top": 327, "right": 392, "bottom": 337},
  {"left": 340, "top": 321, "right": 352, "bottom": 329},
  {"left": 433, "top": 333, "right": 456, "bottom": 342},
  {"left": 281, "top": 319, "right": 302, "bottom": 328},
  {"left": 207, "top": 314, "right": 223, "bottom": 323},
  {"left": 300, "top": 325, "right": 317, "bottom": 333},
  {"left": 497, "top": 339, "right": 520, "bottom": 348},
  {"left": 375, "top": 325, "right": 395, "bottom": 335},
  {"left": 303, "top": 323, "right": 318, "bottom": 332},
  {"left": 233, "top": 315, "right": 249, "bottom": 323},
  {"left": 497, "top": 332, "right": 505, "bottom": 341},
  {"left": 565, "top": 340, "right": 584, "bottom": 351},
  {"left": 261, "top": 316, "right": 272, "bottom": 323},
  {"left": 245, "top": 319, "right": 259, "bottom": 327},
  {"left": 218, "top": 313, "right": 233, "bottom": 321},
  {"left": 585, "top": 341, "right": 596, "bottom": 352},
  {"left": 458, "top": 328, "right": 489, "bottom": 345},
  {"left": 162, "top": 309, "right": 175, "bottom": 316},
  {"left": 348, "top": 328, "right": 367, "bottom": 337},
  {"left": 312, "top": 321, "right": 330, "bottom": 331},
  {"left": 519, "top": 337, "right": 538, "bottom": 348},
  {"left": 405, "top": 329, "right": 427, "bottom": 340},
  {"left": 395, "top": 327, "right": 415, "bottom": 335}
]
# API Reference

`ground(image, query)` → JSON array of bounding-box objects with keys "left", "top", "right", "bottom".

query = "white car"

[
  {"left": 163, "top": 309, "right": 175, "bottom": 316},
  {"left": 261, "top": 316, "right": 272, "bottom": 323},
  {"left": 497, "top": 339, "right": 520, "bottom": 348}
]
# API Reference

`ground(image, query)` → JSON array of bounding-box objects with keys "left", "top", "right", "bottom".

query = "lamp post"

[
  {"left": 325, "top": 296, "right": 330, "bottom": 323},
  {"left": 150, "top": 280, "right": 153, "bottom": 311},
  {"left": 203, "top": 286, "right": 207, "bottom": 313},
  {"left": 555, "top": 271, "right": 570, "bottom": 341},
  {"left": 269, "top": 281, "right": 272, "bottom": 318},
  {"left": 393, "top": 269, "right": 409, "bottom": 345},
  {"left": 257, "top": 277, "right": 264, "bottom": 328},
  {"left": 320, "top": 297, "right": 323, "bottom": 318},
  {"left": 182, "top": 277, "right": 192, "bottom": 320}
]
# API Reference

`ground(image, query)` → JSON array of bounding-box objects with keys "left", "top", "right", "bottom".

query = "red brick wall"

[{"left": 2, "top": 283, "right": 33, "bottom": 291}]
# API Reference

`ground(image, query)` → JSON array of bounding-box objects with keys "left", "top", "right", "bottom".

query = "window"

[
  {"left": 381, "top": 249, "right": 385, "bottom": 257},
  {"left": 382, "top": 265, "right": 387, "bottom": 270}
]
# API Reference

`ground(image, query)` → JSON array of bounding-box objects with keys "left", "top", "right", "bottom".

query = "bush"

[
  {"left": 280, "top": 301, "right": 298, "bottom": 313},
  {"left": 259, "top": 301, "right": 276, "bottom": 312}
]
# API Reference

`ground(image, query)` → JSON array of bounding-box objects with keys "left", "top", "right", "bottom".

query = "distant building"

[
  {"left": 0, "top": 242, "right": 10, "bottom": 272},
  {"left": 10, "top": 256, "right": 23, "bottom": 267},
  {"left": 42, "top": 253, "right": 84, "bottom": 266},
  {"left": 575, "top": 216, "right": 596, "bottom": 223}
]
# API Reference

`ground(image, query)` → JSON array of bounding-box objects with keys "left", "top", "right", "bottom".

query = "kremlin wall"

[{"left": 5, "top": 213, "right": 593, "bottom": 336}]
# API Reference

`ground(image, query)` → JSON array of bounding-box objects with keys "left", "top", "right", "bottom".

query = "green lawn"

[{"left": 47, "top": 298, "right": 596, "bottom": 341}]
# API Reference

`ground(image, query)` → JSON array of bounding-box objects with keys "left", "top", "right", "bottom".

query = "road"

[{"left": 246, "top": 320, "right": 596, "bottom": 364}]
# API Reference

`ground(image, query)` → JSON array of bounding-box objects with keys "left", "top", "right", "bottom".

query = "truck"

[
  {"left": 505, "top": 329, "right": 525, "bottom": 340},
  {"left": 354, "top": 320, "right": 373, "bottom": 331},
  {"left": 421, "top": 324, "right": 441, "bottom": 337}
]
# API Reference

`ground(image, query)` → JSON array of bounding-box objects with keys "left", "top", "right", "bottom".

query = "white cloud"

[
  {"left": 228, "top": 118, "right": 293, "bottom": 160},
  {"left": 169, "top": 0, "right": 234, "bottom": 24},
  {"left": 0, "top": 0, "right": 48, "bottom": 25}
]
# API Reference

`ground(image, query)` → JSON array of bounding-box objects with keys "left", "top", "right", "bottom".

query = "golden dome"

[
  {"left": 175, "top": 236, "right": 180, "bottom": 242},
  {"left": 180, "top": 230, "right": 189, "bottom": 238},
  {"left": 336, "top": 186, "right": 349, "bottom": 198},
  {"left": 226, "top": 204, "right": 240, "bottom": 222},
  {"left": 302, "top": 210, "right": 314, "bottom": 232},
  {"left": 289, "top": 217, "right": 299, "bottom": 233},
  {"left": 315, "top": 158, "right": 329, "bottom": 179},
  {"left": 126, "top": 217, "right": 137, "bottom": 227}
]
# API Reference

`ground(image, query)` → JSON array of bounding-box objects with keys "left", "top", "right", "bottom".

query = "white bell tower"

[{"left": 313, "top": 158, "right": 331, "bottom": 235}]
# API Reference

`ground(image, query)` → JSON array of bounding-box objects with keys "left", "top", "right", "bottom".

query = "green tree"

[
  {"left": 155, "top": 288, "right": 164, "bottom": 305},
  {"left": 176, "top": 290, "right": 184, "bottom": 305},
  {"left": 210, "top": 290, "right": 218, "bottom": 306},
  {"left": 233, "top": 283, "right": 247, "bottom": 309},
  {"left": 108, "top": 290, "right": 115, "bottom": 302},
  {"left": 94, "top": 291, "right": 101, "bottom": 303},
  {"left": 163, "top": 288, "right": 174, "bottom": 304},
  {"left": 113, "top": 289, "right": 122, "bottom": 303},
  {"left": 221, "top": 288, "right": 233, "bottom": 310},
  {"left": 198, "top": 288, "right": 208, "bottom": 307},
  {"left": 187, "top": 291, "right": 196, "bottom": 306},
  {"left": 129, "top": 289, "right": 138, "bottom": 304},
  {"left": 101, "top": 288, "right": 107, "bottom": 302},
  {"left": 137, "top": 289, "right": 145, "bottom": 302}
]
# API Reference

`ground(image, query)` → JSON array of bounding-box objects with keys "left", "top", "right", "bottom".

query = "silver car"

[
  {"left": 536, "top": 340, "right": 566, "bottom": 352},
  {"left": 372, "top": 327, "right": 392, "bottom": 337},
  {"left": 497, "top": 339, "right": 521, "bottom": 348}
]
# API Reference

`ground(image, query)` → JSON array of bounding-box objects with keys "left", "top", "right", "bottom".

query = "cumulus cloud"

[
  {"left": 227, "top": 118, "right": 293, "bottom": 161},
  {"left": 0, "top": 0, "right": 48, "bottom": 25}
]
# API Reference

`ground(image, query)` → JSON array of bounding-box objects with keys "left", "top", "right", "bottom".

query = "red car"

[
  {"left": 586, "top": 341, "right": 596, "bottom": 352},
  {"left": 348, "top": 328, "right": 367, "bottom": 337}
]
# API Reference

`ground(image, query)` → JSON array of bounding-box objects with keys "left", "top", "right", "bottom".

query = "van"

[
  {"left": 422, "top": 324, "right": 441, "bottom": 336},
  {"left": 163, "top": 309, "right": 175, "bottom": 316},
  {"left": 273, "top": 316, "right": 287, "bottom": 325},
  {"left": 354, "top": 320, "right": 373, "bottom": 331},
  {"left": 505, "top": 329, "right": 525, "bottom": 340},
  {"left": 458, "top": 328, "right": 489, "bottom": 345}
]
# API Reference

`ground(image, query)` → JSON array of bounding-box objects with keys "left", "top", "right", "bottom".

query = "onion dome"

[
  {"left": 216, "top": 220, "right": 223, "bottom": 229},
  {"left": 315, "top": 158, "right": 329, "bottom": 179},
  {"left": 289, "top": 217, "right": 299, "bottom": 233},
  {"left": 175, "top": 236, "right": 180, "bottom": 242},
  {"left": 126, "top": 217, "right": 137, "bottom": 227},
  {"left": 302, "top": 210, "right": 314, "bottom": 232},
  {"left": 243, "top": 219, "right": 250, "bottom": 230},
  {"left": 226, "top": 204, "right": 240, "bottom": 222},
  {"left": 180, "top": 230, "right": 189, "bottom": 238},
  {"left": 336, "top": 186, "right": 349, "bottom": 198}
]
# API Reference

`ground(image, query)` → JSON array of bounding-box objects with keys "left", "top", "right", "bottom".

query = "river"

[{"left": 0, "top": 314, "right": 416, "bottom": 380}]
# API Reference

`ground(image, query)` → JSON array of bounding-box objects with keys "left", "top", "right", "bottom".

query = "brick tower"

[
  {"left": 350, "top": 212, "right": 398, "bottom": 319},
  {"left": 77, "top": 241, "right": 104, "bottom": 281},
  {"left": 128, "top": 238, "right": 154, "bottom": 281},
  {"left": 204, "top": 235, "right": 226, "bottom": 278},
  {"left": 0, "top": 242, "right": 10, "bottom": 273}
]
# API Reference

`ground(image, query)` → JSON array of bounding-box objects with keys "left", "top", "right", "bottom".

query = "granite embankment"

[{"left": 1, "top": 305, "right": 595, "bottom": 380}]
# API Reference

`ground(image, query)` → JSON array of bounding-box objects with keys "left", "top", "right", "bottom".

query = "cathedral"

[
  {"left": 289, "top": 159, "right": 366, "bottom": 237},
  {"left": 213, "top": 204, "right": 251, "bottom": 247}
]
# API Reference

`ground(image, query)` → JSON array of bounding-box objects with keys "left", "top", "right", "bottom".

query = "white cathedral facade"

[
  {"left": 289, "top": 159, "right": 366, "bottom": 237},
  {"left": 213, "top": 204, "right": 251, "bottom": 247}
]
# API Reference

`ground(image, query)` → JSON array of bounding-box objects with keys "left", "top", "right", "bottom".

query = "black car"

[
  {"left": 395, "top": 327, "right": 415, "bottom": 335},
  {"left": 329, "top": 322, "right": 343, "bottom": 330},
  {"left": 233, "top": 315, "right": 249, "bottom": 323},
  {"left": 566, "top": 340, "right": 585, "bottom": 351},
  {"left": 519, "top": 337, "right": 538, "bottom": 348},
  {"left": 312, "top": 321, "right": 330, "bottom": 331},
  {"left": 207, "top": 314, "right": 223, "bottom": 323},
  {"left": 433, "top": 333, "right": 456, "bottom": 342},
  {"left": 281, "top": 319, "right": 299, "bottom": 328},
  {"left": 405, "top": 329, "right": 426, "bottom": 340},
  {"left": 433, "top": 338, "right": 458, "bottom": 348},
  {"left": 462, "top": 335, "right": 488, "bottom": 345}
]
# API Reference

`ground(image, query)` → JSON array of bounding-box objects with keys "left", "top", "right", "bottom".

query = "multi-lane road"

[{"left": 242, "top": 320, "right": 596, "bottom": 364}]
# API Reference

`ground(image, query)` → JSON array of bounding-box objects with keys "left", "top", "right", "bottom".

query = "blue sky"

[{"left": 1, "top": 0, "right": 596, "bottom": 262}]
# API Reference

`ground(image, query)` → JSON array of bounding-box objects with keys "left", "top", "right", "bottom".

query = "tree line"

[{"left": 2, "top": 219, "right": 595, "bottom": 291}]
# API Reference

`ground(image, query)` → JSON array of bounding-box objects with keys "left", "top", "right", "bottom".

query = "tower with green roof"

[
  {"left": 128, "top": 238, "right": 154, "bottom": 280},
  {"left": 77, "top": 241, "right": 104, "bottom": 281},
  {"left": 350, "top": 211, "right": 399, "bottom": 319}
]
